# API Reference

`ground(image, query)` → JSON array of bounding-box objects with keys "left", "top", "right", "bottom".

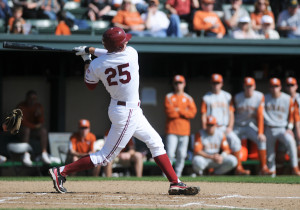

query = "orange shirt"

[
  {"left": 165, "top": 92, "right": 197, "bottom": 136},
  {"left": 55, "top": 21, "right": 71, "bottom": 35},
  {"left": 250, "top": 11, "right": 274, "bottom": 26},
  {"left": 193, "top": 11, "right": 226, "bottom": 35},
  {"left": 112, "top": 10, "right": 144, "bottom": 27},
  {"left": 17, "top": 101, "right": 44, "bottom": 129},
  {"left": 70, "top": 132, "right": 96, "bottom": 153}
]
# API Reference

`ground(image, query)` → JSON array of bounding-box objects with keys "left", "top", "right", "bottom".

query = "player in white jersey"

[
  {"left": 193, "top": 116, "right": 237, "bottom": 175},
  {"left": 48, "top": 27, "right": 200, "bottom": 195},
  {"left": 285, "top": 77, "right": 300, "bottom": 164},
  {"left": 264, "top": 78, "right": 300, "bottom": 176},
  {"left": 233, "top": 77, "right": 273, "bottom": 175},
  {"left": 201, "top": 73, "right": 250, "bottom": 175}
]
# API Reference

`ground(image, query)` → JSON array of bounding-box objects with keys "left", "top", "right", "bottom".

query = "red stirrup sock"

[
  {"left": 154, "top": 153, "right": 179, "bottom": 183},
  {"left": 60, "top": 155, "right": 94, "bottom": 177}
]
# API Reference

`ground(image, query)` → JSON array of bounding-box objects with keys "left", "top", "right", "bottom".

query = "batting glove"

[
  {"left": 81, "top": 54, "right": 92, "bottom": 64},
  {"left": 73, "top": 46, "right": 90, "bottom": 56}
]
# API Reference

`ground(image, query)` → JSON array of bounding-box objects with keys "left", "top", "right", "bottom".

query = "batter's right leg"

[{"left": 133, "top": 112, "right": 200, "bottom": 195}]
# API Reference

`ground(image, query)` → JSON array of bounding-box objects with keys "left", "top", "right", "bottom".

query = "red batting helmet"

[{"left": 102, "top": 27, "right": 132, "bottom": 52}]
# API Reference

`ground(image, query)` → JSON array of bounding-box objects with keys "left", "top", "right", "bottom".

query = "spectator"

[
  {"left": 140, "top": 0, "right": 181, "bottom": 37},
  {"left": 86, "top": 0, "right": 111, "bottom": 21},
  {"left": 193, "top": 0, "right": 226, "bottom": 38},
  {"left": 232, "top": 16, "right": 259, "bottom": 39},
  {"left": 257, "top": 15, "right": 280, "bottom": 39},
  {"left": 104, "top": 130, "right": 143, "bottom": 177},
  {"left": 68, "top": 119, "right": 103, "bottom": 176},
  {"left": 201, "top": 73, "right": 250, "bottom": 175},
  {"left": 8, "top": 6, "right": 26, "bottom": 33},
  {"left": 164, "top": 75, "right": 197, "bottom": 177},
  {"left": 17, "top": 90, "right": 51, "bottom": 166},
  {"left": 111, "top": 0, "right": 148, "bottom": 14},
  {"left": 12, "top": 0, "right": 44, "bottom": 19},
  {"left": 55, "top": 10, "right": 71, "bottom": 35},
  {"left": 192, "top": 115, "right": 237, "bottom": 175},
  {"left": 250, "top": 0, "right": 275, "bottom": 31},
  {"left": 165, "top": 0, "right": 199, "bottom": 36},
  {"left": 0, "top": 0, "right": 12, "bottom": 20},
  {"left": 40, "top": 0, "right": 61, "bottom": 20},
  {"left": 233, "top": 77, "right": 273, "bottom": 175},
  {"left": 11, "top": 17, "right": 26, "bottom": 34},
  {"left": 277, "top": 0, "right": 300, "bottom": 39},
  {"left": 264, "top": 78, "right": 300, "bottom": 176},
  {"left": 111, "top": 0, "right": 145, "bottom": 35},
  {"left": 223, "top": 0, "right": 250, "bottom": 30}
]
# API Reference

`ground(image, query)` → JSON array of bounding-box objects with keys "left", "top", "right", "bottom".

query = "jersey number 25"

[{"left": 105, "top": 63, "right": 131, "bottom": 86}]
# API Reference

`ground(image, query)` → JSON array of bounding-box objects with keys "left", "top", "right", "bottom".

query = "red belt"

[
  {"left": 117, "top": 101, "right": 140, "bottom": 106},
  {"left": 117, "top": 101, "right": 126, "bottom": 106}
]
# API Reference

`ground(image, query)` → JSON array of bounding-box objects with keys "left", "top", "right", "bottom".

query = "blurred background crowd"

[{"left": 0, "top": 0, "right": 300, "bottom": 39}]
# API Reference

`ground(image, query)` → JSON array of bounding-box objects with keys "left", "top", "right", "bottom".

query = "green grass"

[{"left": 0, "top": 176, "right": 299, "bottom": 184}]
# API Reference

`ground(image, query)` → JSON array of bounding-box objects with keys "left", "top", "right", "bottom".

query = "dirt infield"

[{"left": 0, "top": 180, "right": 300, "bottom": 209}]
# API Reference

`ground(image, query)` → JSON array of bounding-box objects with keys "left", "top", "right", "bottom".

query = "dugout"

[{"left": 0, "top": 35, "right": 300, "bottom": 159}]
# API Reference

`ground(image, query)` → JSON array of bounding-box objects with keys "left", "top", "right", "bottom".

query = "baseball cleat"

[
  {"left": 49, "top": 167, "right": 67, "bottom": 193},
  {"left": 168, "top": 182, "right": 200, "bottom": 195}
]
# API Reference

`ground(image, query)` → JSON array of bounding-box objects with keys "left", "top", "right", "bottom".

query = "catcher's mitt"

[{"left": 2, "top": 109, "right": 23, "bottom": 135}]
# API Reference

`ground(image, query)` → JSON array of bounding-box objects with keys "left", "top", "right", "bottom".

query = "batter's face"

[
  {"left": 285, "top": 83, "right": 298, "bottom": 95},
  {"left": 79, "top": 127, "right": 90, "bottom": 137},
  {"left": 211, "top": 82, "right": 223, "bottom": 93},
  {"left": 206, "top": 124, "right": 216, "bottom": 135}
]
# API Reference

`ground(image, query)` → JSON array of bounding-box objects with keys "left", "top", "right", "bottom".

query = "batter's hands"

[
  {"left": 80, "top": 54, "right": 92, "bottom": 62},
  {"left": 258, "top": 134, "right": 266, "bottom": 142},
  {"left": 73, "top": 46, "right": 89, "bottom": 56}
]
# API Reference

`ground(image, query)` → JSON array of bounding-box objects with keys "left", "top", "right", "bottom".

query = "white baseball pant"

[
  {"left": 192, "top": 154, "right": 237, "bottom": 175},
  {"left": 90, "top": 99, "right": 166, "bottom": 166},
  {"left": 165, "top": 134, "right": 189, "bottom": 177},
  {"left": 265, "top": 126, "right": 298, "bottom": 172},
  {"left": 218, "top": 126, "right": 241, "bottom": 152},
  {"left": 234, "top": 123, "right": 266, "bottom": 150}
]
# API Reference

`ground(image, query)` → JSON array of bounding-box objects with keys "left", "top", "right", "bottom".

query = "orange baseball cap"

[
  {"left": 269, "top": 78, "right": 281, "bottom": 86},
  {"left": 244, "top": 77, "right": 255, "bottom": 86},
  {"left": 79, "top": 119, "right": 90, "bottom": 128},
  {"left": 286, "top": 77, "right": 297, "bottom": 85},
  {"left": 211, "top": 73, "right": 223, "bottom": 83},
  {"left": 173, "top": 75, "right": 185, "bottom": 83},
  {"left": 207, "top": 115, "right": 217, "bottom": 125},
  {"left": 201, "top": 0, "right": 215, "bottom": 3}
]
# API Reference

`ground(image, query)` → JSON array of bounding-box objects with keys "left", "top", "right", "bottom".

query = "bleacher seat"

[
  {"left": 26, "top": 19, "right": 57, "bottom": 34},
  {"left": 0, "top": 19, "right": 5, "bottom": 33},
  {"left": 63, "top": 1, "right": 81, "bottom": 10},
  {"left": 91, "top": 20, "right": 111, "bottom": 35}
]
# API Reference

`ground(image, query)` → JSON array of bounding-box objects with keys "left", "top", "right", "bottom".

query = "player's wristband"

[
  {"left": 84, "top": 47, "right": 90, "bottom": 53},
  {"left": 287, "top": 123, "right": 294, "bottom": 130},
  {"left": 84, "top": 59, "right": 91, "bottom": 64}
]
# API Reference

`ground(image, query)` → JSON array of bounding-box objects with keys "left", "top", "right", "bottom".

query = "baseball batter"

[
  {"left": 233, "top": 77, "right": 273, "bottom": 175},
  {"left": 201, "top": 73, "right": 250, "bottom": 175},
  {"left": 264, "top": 78, "right": 300, "bottom": 176},
  {"left": 193, "top": 116, "right": 237, "bottom": 175},
  {"left": 49, "top": 27, "right": 200, "bottom": 195}
]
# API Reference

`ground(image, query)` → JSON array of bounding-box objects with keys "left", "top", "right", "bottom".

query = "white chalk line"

[{"left": 1, "top": 193, "right": 299, "bottom": 209}]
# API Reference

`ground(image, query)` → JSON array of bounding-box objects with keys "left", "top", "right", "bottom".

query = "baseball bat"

[{"left": 2, "top": 41, "right": 74, "bottom": 53}]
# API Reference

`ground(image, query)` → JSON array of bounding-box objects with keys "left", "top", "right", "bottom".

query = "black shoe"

[
  {"left": 168, "top": 182, "right": 200, "bottom": 195},
  {"left": 49, "top": 167, "right": 67, "bottom": 193}
]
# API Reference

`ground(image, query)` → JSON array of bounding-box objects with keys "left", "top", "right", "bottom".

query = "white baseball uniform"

[
  {"left": 192, "top": 129, "right": 237, "bottom": 175},
  {"left": 233, "top": 90, "right": 266, "bottom": 150},
  {"left": 201, "top": 90, "right": 241, "bottom": 152},
  {"left": 85, "top": 46, "right": 166, "bottom": 166},
  {"left": 264, "top": 92, "right": 298, "bottom": 172}
]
